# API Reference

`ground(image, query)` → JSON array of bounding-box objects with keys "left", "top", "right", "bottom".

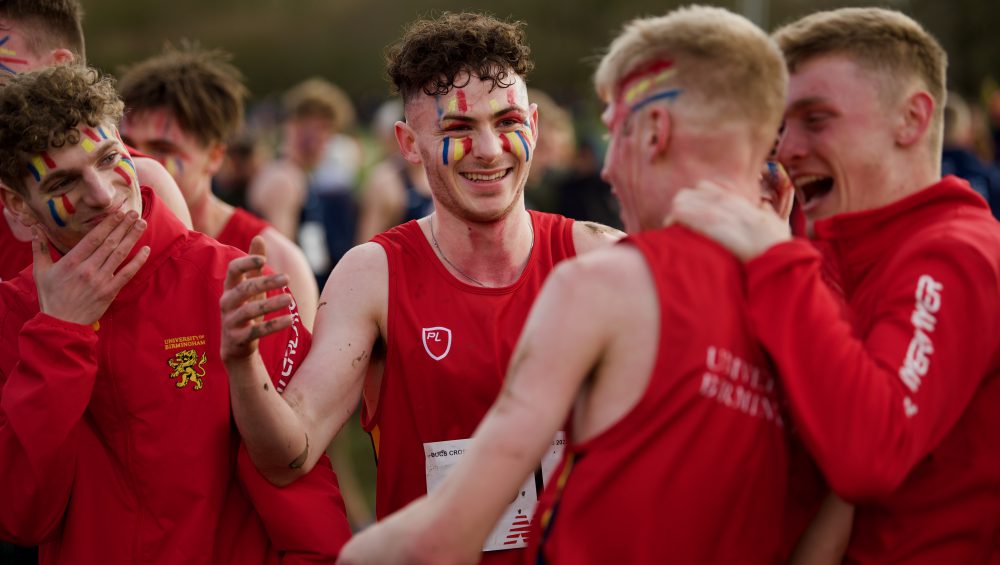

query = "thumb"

[
  {"left": 249, "top": 235, "right": 267, "bottom": 260},
  {"left": 30, "top": 225, "right": 53, "bottom": 273}
]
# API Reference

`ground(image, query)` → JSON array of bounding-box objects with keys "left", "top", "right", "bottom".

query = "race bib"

[{"left": 424, "top": 432, "right": 566, "bottom": 551}]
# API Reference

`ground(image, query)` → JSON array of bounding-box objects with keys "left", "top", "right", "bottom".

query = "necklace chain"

[{"left": 430, "top": 216, "right": 534, "bottom": 288}]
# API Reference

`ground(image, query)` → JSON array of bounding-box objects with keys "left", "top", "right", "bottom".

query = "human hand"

[
  {"left": 33, "top": 210, "right": 149, "bottom": 325},
  {"left": 759, "top": 160, "right": 795, "bottom": 221},
  {"left": 220, "top": 236, "right": 293, "bottom": 362},
  {"left": 673, "top": 180, "right": 791, "bottom": 261},
  {"left": 338, "top": 497, "right": 478, "bottom": 565}
]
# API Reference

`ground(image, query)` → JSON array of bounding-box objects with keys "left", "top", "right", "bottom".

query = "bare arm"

[
  {"left": 134, "top": 156, "right": 193, "bottom": 229},
  {"left": 571, "top": 220, "right": 625, "bottom": 255},
  {"left": 339, "top": 253, "right": 628, "bottom": 564},
  {"left": 788, "top": 493, "right": 854, "bottom": 565},
  {"left": 258, "top": 226, "right": 319, "bottom": 330},
  {"left": 355, "top": 161, "right": 406, "bottom": 244},
  {"left": 248, "top": 163, "right": 306, "bottom": 240},
  {"left": 222, "top": 240, "right": 386, "bottom": 485}
]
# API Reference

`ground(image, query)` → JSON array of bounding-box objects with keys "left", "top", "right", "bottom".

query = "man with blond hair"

[
  {"left": 0, "top": 0, "right": 192, "bottom": 283},
  {"left": 674, "top": 7, "right": 1000, "bottom": 562},
  {"left": 337, "top": 6, "right": 790, "bottom": 563},
  {"left": 118, "top": 44, "right": 318, "bottom": 329}
]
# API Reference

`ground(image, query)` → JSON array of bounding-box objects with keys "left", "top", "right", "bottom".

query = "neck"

[
  {"left": 425, "top": 207, "right": 535, "bottom": 287},
  {"left": 187, "top": 184, "right": 233, "bottom": 238}
]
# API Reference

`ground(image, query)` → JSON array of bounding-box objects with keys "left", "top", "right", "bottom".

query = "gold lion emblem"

[{"left": 167, "top": 349, "right": 207, "bottom": 390}]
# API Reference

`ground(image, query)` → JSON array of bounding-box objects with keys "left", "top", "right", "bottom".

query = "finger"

[
  {"left": 247, "top": 312, "right": 294, "bottom": 342},
  {"left": 30, "top": 225, "right": 53, "bottom": 273},
  {"left": 224, "top": 255, "right": 266, "bottom": 291},
  {"left": 249, "top": 235, "right": 266, "bottom": 259},
  {"left": 107, "top": 245, "right": 151, "bottom": 294},
  {"left": 69, "top": 210, "right": 128, "bottom": 262},
  {"left": 227, "top": 294, "right": 294, "bottom": 328},
  {"left": 95, "top": 215, "right": 147, "bottom": 274},
  {"left": 219, "top": 273, "right": 290, "bottom": 312}
]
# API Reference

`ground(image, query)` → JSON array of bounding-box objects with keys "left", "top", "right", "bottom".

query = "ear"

[
  {"left": 205, "top": 142, "right": 227, "bottom": 176},
  {"left": 896, "top": 91, "right": 934, "bottom": 148},
  {"left": 647, "top": 107, "right": 671, "bottom": 159},
  {"left": 394, "top": 121, "right": 422, "bottom": 165},
  {"left": 47, "top": 48, "right": 75, "bottom": 66},
  {"left": 528, "top": 102, "right": 539, "bottom": 145},
  {"left": 1, "top": 185, "right": 39, "bottom": 228}
]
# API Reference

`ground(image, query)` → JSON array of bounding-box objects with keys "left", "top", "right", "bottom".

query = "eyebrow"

[
  {"left": 440, "top": 106, "right": 526, "bottom": 123},
  {"left": 786, "top": 96, "right": 829, "bottom": 113}
]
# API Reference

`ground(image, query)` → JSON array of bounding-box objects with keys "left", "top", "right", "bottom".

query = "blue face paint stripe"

[
  {"left": 515, "top": 130, "right": 531, "bottom": 162},
  {"left": 442, "top": 137, "right": 450, "bottom": 165},
  {"left": 630, "top": 89, "right": 683, "bottom": 114},
  {"left": 47, "top": 199, "right": 66, "bottom": 227}
]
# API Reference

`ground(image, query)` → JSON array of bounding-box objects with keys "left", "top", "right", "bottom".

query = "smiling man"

[
  {"left": 0, "top": 0, "right": 191, "bottom": 283},
  {"left": 0, "top": 65, "right": 349, "bottom": 564},
  {"left": 673, "top": 7, "right": 1000, "bottom": 562},
  {"left": 219, "top": 12, "right": 621, "bottom": 565}
]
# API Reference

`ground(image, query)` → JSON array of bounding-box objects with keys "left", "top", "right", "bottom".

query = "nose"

[
  {"left": 775, "top": 123, "right": 806, "bottom": 166},
  {"left": 80, "top": 168, "right": 116, "bottom": 209},
  {"left": 600, "top": 138, "right": 616, "bottom": 184},
  {"left": 473, "top": 128, "right": 503, "bottom": 165}
]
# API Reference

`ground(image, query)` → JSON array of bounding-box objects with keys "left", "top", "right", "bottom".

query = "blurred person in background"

[{"left": 941, "top": 90, "right": 1000, "bottom": 219}]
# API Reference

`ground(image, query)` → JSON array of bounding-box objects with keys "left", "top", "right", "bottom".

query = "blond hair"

[
  {"left": 283, "top": 78, "right": 356, "bottom": 131},
  {"left": 773, "top": 8, "right": 946, "bottom": 150},
  {"left": 595, "top": 5, "right": 786, "bottom": 146}
]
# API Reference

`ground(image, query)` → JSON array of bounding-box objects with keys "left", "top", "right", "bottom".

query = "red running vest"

[
  {"left": 529, "top": 226, "right": 788, "bottom": 564},
  {"left": 366, "top": 211, "right": 575, "bottom": 564}
]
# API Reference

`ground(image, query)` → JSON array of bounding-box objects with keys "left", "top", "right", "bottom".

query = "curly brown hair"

[
  {"left": 118, "top": 43, "right": 247, "bottom": 147},
  {"left": 0, "top": 0, "right": 86, "bottom": 63},
  {"left": 0, "top": 65, "right": 122, "bottom": 195},
  {"left": 385, "top": 12, "right": 533, "bottom": 103}
]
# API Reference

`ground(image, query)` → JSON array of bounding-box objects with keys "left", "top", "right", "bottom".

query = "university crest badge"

[{"left": 422, "top": 327, "right": 452, "bottom": 361}]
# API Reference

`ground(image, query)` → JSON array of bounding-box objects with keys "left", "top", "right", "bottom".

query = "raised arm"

[
  {"left": 338, "top": 249, "right": 636, "bottom": 564},
  {"left": 222, "top": 241, "right": 386, "bottom": 486}
]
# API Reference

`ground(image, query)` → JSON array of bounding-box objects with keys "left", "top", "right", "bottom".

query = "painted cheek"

[
  {"left": 164, "top": 155, "right": 185, "bottom": 178},
  {"left": 47, "top": 193, "right": 76, "bottom": 227},
  {"left": 114, "top": 157, "right": 138, "bottom": 189},
  {"left": 0, "top": 35, "right": 29, "bottom": 76},
  {"left": 79, "top": 126, "right": 112, "bottom": 153},
  {"left": 499, "top": 131, "right": 531, "bottom": 162},
  {"left": 442, "top": 137, "right": 473, "bottom": 165},
  {"left": 27, "top": 152, "right": 58, "bottom": 184}
]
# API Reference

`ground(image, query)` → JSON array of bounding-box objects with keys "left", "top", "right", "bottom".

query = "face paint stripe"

[
  {"left": 456, "top": 90, "right": 467, "bottom": 112},
  {"left": 442, "top": 137, "right": 451, "bottom": 165},
  {"left": 515, "top": 131, "right": 531, "bottom": 162},
  {"left": 80, "top": 138, "right": 97, "bottom": 153},
  {"left": 41, "top": 152, "right": 57, "bottom": 170},
  {"left": 47, "top": 199, "right": 67, "bottom": 227},
  {"left": 631, "top": 89, "right": 683, "bottom": 113},
  {"left": 83, "top": 128, "right": 102, "bottom": 142},
  {"left": 60, "top": 194, "right": 76, "bottom": 215},
  {"left": 113, "top": 166, "right": 132, "bottom": 186},
  {"left": 97, "top": 126, "right": 109, "bottom": 140},
  {"left": 27, "top": 163, "right": 42, "bottom": 182},
  {"left": 500, "top": 132, "right": 512, "bottom": 154},
  {"left": 507, "top": 88, "right": 517, "bottom": 106},
  {"left": 462, "top": 137, "right": 472, "bottom": 155},
  {"left": 489, "top": 100, "right": 500, "bottom": 112}
]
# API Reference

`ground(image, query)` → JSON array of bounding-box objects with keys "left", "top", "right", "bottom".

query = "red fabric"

[
  {"left": 217, "top": 207, "right": 272, "bottom": 253},
  {"left": 367, "top": 211, "right": 576, "bottom": 564},
  {"left": 0, "top": 201, "right": 33, "bottom": 282},
  {"left": 747, "top": 176, "right": 1000, "bottom": 562},
  {"left": 0, "top": 188, "right": 349, "bottom": 564},
  {"left": 528, "top": 226, "right": 787, "bottom": 564}
]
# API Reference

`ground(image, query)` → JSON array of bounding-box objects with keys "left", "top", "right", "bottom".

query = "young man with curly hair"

[
  {"left": 339, "top": 6, "right": 791, "bottom": 563},
  {"left": 0, "top": 65, "right": 350, "bottom": 564},
  {"left": 118, "top": 44, "right": 318, "bottom": 329},
  {"left": 220, "top": 12, "right": 621, "bottom": 564},
  {"left": 0, "top": 0, "right": 191, "bottom": 282},
  {"left": 674, "top": 7, "right": 1000, "bottom": 562}
]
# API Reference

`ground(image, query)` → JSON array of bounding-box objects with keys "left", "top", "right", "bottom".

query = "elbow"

[{"left": 262, "top": 465, "right": 310, "bottom": 488}]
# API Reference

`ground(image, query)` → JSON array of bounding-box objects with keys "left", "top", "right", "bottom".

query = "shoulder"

[
  {"left": 549, "top": 243, "right": 649, "bottom": 300},
  {"left": 250, "top": 162, "right": 306, "bottom": 199},
  {"left": 571, "top": 220, "right": 625, "bottom": 255}
]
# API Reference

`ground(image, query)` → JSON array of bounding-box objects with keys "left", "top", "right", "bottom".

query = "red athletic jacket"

[
  {"left": 0, "top": 188, "right": 350, "bottom": 564},
  {"left": 529, "top": 226, "right": 787, "bottom": 564},
  {"left": 366, "top": 211, "right": 576, "bottom": 564},
  {"left": 747, "top": 176, "right": 1000, "bottom": 562}
]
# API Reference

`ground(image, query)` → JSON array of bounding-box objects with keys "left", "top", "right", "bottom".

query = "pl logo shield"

[{"left": 422, "top": 327, "right": 452, "bottom": 361}]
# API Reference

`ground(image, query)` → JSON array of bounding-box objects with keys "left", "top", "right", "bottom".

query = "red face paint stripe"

[
  {"left": 113, "top": 166, "right": 132, "bottom": 185},
  {"left": 507, "top": 88, "right": 517, "bottom": 106},
  {"left": 41, "top": 152, "right": 57, "bottom": 169},
  {"left": 60, "top": 194, "right": 75, "bottom": 214},
  {"left": 616, "top": 59, "right": 674, "bottom": 99},
  {"left": 462, "top": 138, "right": 472, "bottom": 154},
  {"left": 500, "top": 133, "right": 512, "bottom": 153},
  {"left": 456, "top": 90, "right": 468, "bottom": 112},
  {"left": 83, "top": 128, "right": 102, "bottom": 142}
]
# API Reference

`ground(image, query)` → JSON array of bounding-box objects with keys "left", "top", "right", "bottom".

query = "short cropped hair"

[
  {"left": 595, "top": 6, "right": 786, "bottom": 145},
  {"left": 0, "top": 0, "right": 85, "bottom": 63},
  {"left": 385, "top": 12, "right": 534, "bottom": 103},
  {"left": 773, "top": 8, "right": 946, "bottom": 148},
  {"left": 282, "top": 77, "right": 356, "bottom": 132},
  {"left": 118, "top": 44, "right": 247, "bottom": 147},
  {"left": 0, "top": 65, "right": 122, "bottom": 195}
]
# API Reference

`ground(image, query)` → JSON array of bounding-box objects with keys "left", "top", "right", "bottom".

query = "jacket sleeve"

[
  {"left": 0, "top": 312, "right": 98, "bottom": 544},
  {"left": 239, "top": 286, "right": 353, "bottom": 561},
  {"left": 746, "top": 238, "right": 1000, "bottom": 500}
]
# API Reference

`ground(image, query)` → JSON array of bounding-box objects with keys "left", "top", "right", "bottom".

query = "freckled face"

[
  {"left": 405, "top": 72, "right": 538, "bottom": 223},
  {"left": 13, "top": 124, "right": 141, "bottom": 253}
]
